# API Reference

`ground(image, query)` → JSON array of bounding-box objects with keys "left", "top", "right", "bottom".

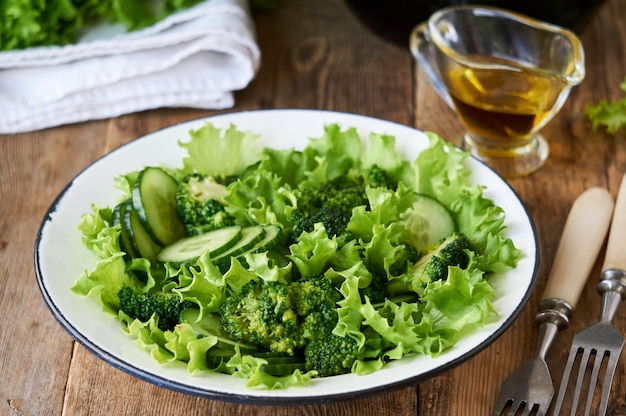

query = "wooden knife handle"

[
  {"left": 542, "top": 187, "right": 614, "bottom": 308},
  {"left": 603, "top": 173, "right": 626, "bottom": 272}
]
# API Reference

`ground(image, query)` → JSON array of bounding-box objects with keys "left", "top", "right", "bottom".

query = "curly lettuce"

[
  {"left": 586, "top": 76, "right": 626, "bottom": 135},
  {"left": 0, "top": 0, "right": 203, "bottom": 50}
]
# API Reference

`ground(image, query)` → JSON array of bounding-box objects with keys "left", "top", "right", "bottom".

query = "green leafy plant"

[
  {"left": 0, "top": 0, "right": 203, "bottom": 50},
  {"left": 586, "top": 76, "right": 626, "bottom": 135}
]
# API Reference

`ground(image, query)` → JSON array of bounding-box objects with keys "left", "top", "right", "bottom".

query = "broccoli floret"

[
  {"left": 361, "top": 243, "right": 420, "bottom": 304},
  {"left": 219, "top": 279, "right": 301, "bottom": 354},
  {"left": 421, "top": 255, "right": 449, "bottom": 282},
  {"left": 412, "top": 232, "right": 472, "bottom": 283},
  {"left": 388, "top": 243, "right": 421, "bottom": 277},
  {"left": 289, "top": 274, "right": 341, "bottom": 342},
  {"left": 291, "top": 178, "right": 368, "bottom": 240},
  {"left": 304, "top": 333, "right": 359, "bottom": 377},
  {"left": 364, "top": 164, "right": 397, "bottom": 190},
  {"left": 437, "top": 232, "right": 472, "bottom": 269},
  {"left": 360, "top": 273, "right": 388, "bottom": 304},
  {"left": 175, "top": 173, "right": 235, "bottom": 236},
  {"left": 387, "top": 232, "right": 473, "bottom": 297},
  {"left": 118, "top": 286, "right": 196, "bottom": 331},
  {"left": 219, "top": 275, "right": 341, "bottom": 355},
  {"left": 291, "top": 205, "right": 352, "bottom": 241}
]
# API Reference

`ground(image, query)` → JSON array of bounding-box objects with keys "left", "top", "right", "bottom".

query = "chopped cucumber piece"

[
  {"left": 248, "top": 225, "right": 281, "bottom": 254},
  {"left": 212, "top": 225, "right": 281, "bottom": 270},
  {"left": 258, "top": 355, "right": 304, "bottom": 365},
  {"left": 132, "top": 167, "right": 187, "bottom": 246},
  {"left": 157, "top": 225, "right": 242, "bottom": 264},
  {"left": 211, "top": 226, "right": 266, "bottom": 261},
  {"left": 260, "top": 362, "right": 307, "bottom": 376},
  {"left": 111, "top": 202, "right": 122, "bottom": 227},
  {"left": 207, "top": 348, "right": 236, "bottom": 360},
  {"left": 251, "top": 351, "right": 294, "bottom": 359},
  {"left": 113, "top": 200, "right": 138, "bottom": 258},
  {"left": 206, "top": 348, "right": 236, "bottom": 371},
  {"left": 399, "top": 193, "right": 456, "bottom": 250},
  {"left": 122, "top": 199, "right": 161, "bottom": 264}
]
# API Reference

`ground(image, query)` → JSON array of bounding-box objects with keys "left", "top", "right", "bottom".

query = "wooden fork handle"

[
  {"left": 603, "top": 173, "right": 626, "bottom": 272},
  {"left": 541, "top": 187, "right": 614, "bottom": 308}
]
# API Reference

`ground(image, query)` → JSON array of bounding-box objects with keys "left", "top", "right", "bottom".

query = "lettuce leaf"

[
  {"left": 257, "top": 147, "right": 320, "bottom": 189},
  {"left": 179, "top": 123, "right": 263, "bottom": 177},
  {"left": 224, "top": 170, "right": 297, "bottom": 227},
  {"left": 72, "top": 206, "right": 133, "bottom": 314},
  {"left": 1, "top": 0, "right": 80, "bottom": 50},
  {"left": 586, "top": 76, "right": 626, "bottom": 135},
  {"left": 287, "top": 223, "right": 340, "bottom": 277},
  {"left": 0, "top": 0, "right": 203, "bottom": 51},
  {"left": 306, "top": 124, "right": 364, "bottom": 180}
]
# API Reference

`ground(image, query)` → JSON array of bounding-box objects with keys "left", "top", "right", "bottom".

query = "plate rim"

[{"left": 34, "top": 108, "right": 540, "bottom": 405}]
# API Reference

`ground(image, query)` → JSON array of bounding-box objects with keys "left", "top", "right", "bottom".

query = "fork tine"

[
  {"left": 493, "top": 398, "right": 524, "bottom": 416},
  {"left": 569, "top": 347, "right": 594, "bottom": 415},
  {"left": 492, "top": 400, "right": 525, "bottom": 416},
  {"left": 519, "top": 405, "right": 533, "bottom": 416},
  {"left": 508, "top": 402, "right": 527, "bottom": 416},
  {"left": 520, "top": 403, "right": 541, "bottom": 416},
  {"left": 506, "top": 403, "right": 522, "bottom": 416},
  {"left": 492, "top": 399, "right": 508, "bottom": 415},
  {"left": 598, "top": 351, "right": 621, "bottom": 415},
  {"left": 495, "top": 401, "right": 543, "bottom": 416},
  {"left": 583, "top": 349, "right": 604, "bottom": 415},
  {"left": 534, "top": 404, "right": 546, "bottom": 416},
  {"left": 552, "top": 346, "right": 578, "bottom": 414}
]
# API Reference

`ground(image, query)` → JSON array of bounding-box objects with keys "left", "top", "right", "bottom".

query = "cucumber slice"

[
  {"left": 251, "top": 351, "right": 294, "bottom": 359},
  {"left": 212, "top": 225, "right": 282, "bottom": 271},
  {"left": 122, "top": 199, "right": 161, "bottom": 264},
  {"left": 111, "top": 202, "right": 123, "bottom": 227},
  {"left": 113, "top": 200, "right": 138, "bottom": 258},
  {"left": 207, "top": 348, "right": 236, "bottom": 360},
  {"left": 206, "top": 348, "right": 236, "bottom": 371},
  {"left": 248, "top": 225, "right": 281, "bottom": 254},
  {"left": 261, "top": 362, "right": 307, "bottom": 376},
  {"left": 157, "top": 225, "right": 242, "bottom": 264},
  {"left": 211, "top": 226, "right": 266, "bottom": 262},
  {"left": 132, "top": 167, "right": 187, "bottom": 246},
  {"left": 258, "top": 355, "right": 304, "bottom": 365},
  {"left": 399, "top": 193, "right": 456, "bottom": 250}
]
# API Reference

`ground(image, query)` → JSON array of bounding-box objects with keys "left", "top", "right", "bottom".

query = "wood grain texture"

[{"left": 1, "top": 0, "right": 626, "bottom": 415}]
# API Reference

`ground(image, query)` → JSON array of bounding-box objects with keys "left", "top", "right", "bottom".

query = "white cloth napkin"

[{"left": 0, "top": 0, "right": 260, "bottom": 134}]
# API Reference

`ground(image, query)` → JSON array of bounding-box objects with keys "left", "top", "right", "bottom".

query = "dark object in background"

[{"left": 344, "top": 0, "right": 607, "bottom": 47}]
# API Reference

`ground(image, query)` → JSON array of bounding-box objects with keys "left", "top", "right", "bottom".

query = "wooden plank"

[{"left": 0, "top": 129, "right": 107, "bottom": 416}]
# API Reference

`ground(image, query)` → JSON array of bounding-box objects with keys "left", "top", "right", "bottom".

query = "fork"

[
  {"left": 492, "top": 187, "right": 614, "bottom": 416},
  {"left": 552, "top": 174, "right": 626, "bottom": 416}
]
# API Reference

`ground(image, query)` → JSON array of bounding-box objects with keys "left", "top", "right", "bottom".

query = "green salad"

[
  {"left": 72, "top": 122, "right": 520, "bottom": 389},
  {"left": 1, "top": 0, "right": 203, "bottom": 50}
]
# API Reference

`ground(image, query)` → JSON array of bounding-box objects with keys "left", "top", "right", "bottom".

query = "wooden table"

[{"left": 2, "top": 0, "right": 626, "bottom": 414}]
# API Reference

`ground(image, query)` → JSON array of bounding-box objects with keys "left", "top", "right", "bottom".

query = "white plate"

[{"left": 35, "top": 109, "right": 539, "bottom": 404}]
